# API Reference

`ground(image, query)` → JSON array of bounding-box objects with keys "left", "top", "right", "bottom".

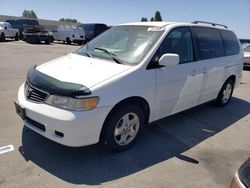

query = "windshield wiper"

[
  {"left": 85, "top": 51, "right": 92, "bottom": 57},
  {"left": 94, "top": 47, "right": 123, "bottom": 64}
]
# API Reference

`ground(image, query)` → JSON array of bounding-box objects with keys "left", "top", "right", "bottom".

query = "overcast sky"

[{"left": 0, "top": 0, "right": 250, "bottom": 38}]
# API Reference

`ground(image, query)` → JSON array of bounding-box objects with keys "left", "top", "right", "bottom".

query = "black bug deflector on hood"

[{"left": 26, "top": 66, "right": 91, "bottom": 97}]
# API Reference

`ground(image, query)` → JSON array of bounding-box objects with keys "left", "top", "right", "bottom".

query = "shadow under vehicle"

[{"left": 19, "top": 97, "right": 250, "bottom": 185}]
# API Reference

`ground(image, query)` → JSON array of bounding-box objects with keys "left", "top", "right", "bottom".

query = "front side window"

[
  {"left": 192, "top": 27, "right": 224, "bottom": 60},
  {"left": 149, "top": 27, "right": 194, "bottom": 66},
  {"left": 76, "top": 26, "right": 164, "bottom": 65},
  {"left": 160, "top": 27, "right": 194, "bottom": 63},
  {"left": 7, "top": 23, "right": 12, "bottom": 29}
]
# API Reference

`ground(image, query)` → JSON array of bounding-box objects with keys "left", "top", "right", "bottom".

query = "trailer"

[{"left": 23, "top": 25, "right": 54, "bottom": 44}]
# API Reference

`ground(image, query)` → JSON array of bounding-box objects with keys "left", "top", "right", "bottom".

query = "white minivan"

[{"left": 15, "top": 21, "right": 243, "bottom": 151}]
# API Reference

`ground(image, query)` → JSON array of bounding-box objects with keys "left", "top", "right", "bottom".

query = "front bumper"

[
  {"left": 244, "top": 57, "right": 250, "bottom": 67},
  {"left": 17, "top": 84, "right": 112, "bottom": 147}
]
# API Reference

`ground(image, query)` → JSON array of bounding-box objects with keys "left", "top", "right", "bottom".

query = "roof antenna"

[{"left": 64, "top": 9, "right": 72, "bottom": 55}]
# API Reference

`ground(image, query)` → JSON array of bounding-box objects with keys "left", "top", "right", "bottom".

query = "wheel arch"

[
  {"left": 218, "top": 74, "right": 237, "bottom": 96},
  {"left": 99, "top": 96, "right": 150, "bottom": 140},
  {"left": 225, "top": 74, "right": 236, "bottom": 86}
]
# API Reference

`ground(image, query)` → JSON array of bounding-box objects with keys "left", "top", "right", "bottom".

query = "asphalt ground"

[{"left": 0, "top": 40, "right": 249, "bottom": 188}]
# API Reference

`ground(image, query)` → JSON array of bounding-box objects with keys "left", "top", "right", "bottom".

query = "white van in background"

[{"left": 51, "top": 26, "right": 85, "bottom": 45}]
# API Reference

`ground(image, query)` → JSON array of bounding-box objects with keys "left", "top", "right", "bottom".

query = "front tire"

[
  {"left": 66, "top": 37, "right": 71, "bottom": 44},
  {"left": 45, "top": 39, "right": 50, "bottom": 44},
  {"left": 0, "top": 33, "right": 5, "bottom": 42},
  {"left": 101, "top": 105, "right": 145, "bottom": 152},
  {"left": 215, "top": 79, "right": 234, "bottom": 106}
]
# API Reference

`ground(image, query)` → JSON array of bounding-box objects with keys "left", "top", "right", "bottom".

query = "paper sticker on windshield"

[
  {"left": 148, "top": 27, "right": 165, "bottom": 31},
  {"left": 0, "top": 145, "right": 14, "bottom": 154}
]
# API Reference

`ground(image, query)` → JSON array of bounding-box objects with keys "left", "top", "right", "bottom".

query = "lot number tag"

[{"left": 0, "top": 145, "right": 14, "bottom": 154}]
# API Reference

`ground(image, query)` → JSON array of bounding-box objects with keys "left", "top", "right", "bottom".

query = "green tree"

[
  {"left": 141, "top": 11, "right": 163, "bottom": 22},
  {"left": 59, "top": 18, "right": 78, "bottom": 23},
  {"left": 22, "top": 10, "right": 38, "bottom": 18},
  {"left": 141, "top": 17, "right": 148, "bottom": 22},
  {"left": 154, "top": 11, "right": 162, "bottom": 21}
]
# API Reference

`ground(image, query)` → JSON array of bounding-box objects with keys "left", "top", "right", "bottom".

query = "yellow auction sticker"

[{"left": 0, "top": 145, "right": 14, "bottom": 155}]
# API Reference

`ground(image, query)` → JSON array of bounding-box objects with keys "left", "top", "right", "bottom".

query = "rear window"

[
  {"left": 220, "top": 30, "right": 240, "bottom": 56},
  {"left": 192, "top": 27, "right": 224, "bottom": 60},
  {"left": 82, "top": 24, "right": 95, "bottom": 34}
]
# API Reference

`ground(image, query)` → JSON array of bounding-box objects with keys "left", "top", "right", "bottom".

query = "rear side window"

[
  {"left": 192, "top": 27, "right": 224, "bottom": 60},
  {"left": 220, "top": 30, "right": 240, "bottom": 56}
]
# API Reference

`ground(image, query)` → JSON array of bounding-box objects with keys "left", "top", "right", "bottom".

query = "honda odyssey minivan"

[{"left": 15, "top": 21, "right": 243, "bottom": 151}]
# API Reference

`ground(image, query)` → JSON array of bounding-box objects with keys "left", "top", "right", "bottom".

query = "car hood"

[{"left": 37, "top": 53, "right": 132, "bottom": 89}]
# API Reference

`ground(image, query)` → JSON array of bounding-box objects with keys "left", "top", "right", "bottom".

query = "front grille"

[{"left": 25, "top": 82, "right": 48, "bottom": 103}]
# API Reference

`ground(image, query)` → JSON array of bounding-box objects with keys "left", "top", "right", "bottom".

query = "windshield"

[
  {"left": 0, "top": 23, "right": 3, "bottom": 29},
  {"left": 75, "top": 25, "right": 164, "bottom": 65},
  {"left": 244, "top": 45, "right": 250, "bottom": 52}
]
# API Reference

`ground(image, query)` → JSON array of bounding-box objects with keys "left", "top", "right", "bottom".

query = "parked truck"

[
  {"left": 0, "top": 22, "right": 19, "bottom": 41},
  {"left": 5, "top": 18, "right": 39, "bottom": 40},
  {"left": 23, "top": 25, "right": 53, "bottom": 44}
]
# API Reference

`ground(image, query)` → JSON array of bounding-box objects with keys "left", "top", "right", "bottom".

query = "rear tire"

[
  {"left": 100, "top": 105, "right": 145, "bottom": 152},
  {"left": 66, "top": 37, "right": 71, "bottom": 44},
  {"left": 15, "top": 33, "right": 19, "bottom": 41},
  {"left": 215, "top": 79, "right": 234, "bottom": 106},
  {"left": 0, "top": 33, "right": 5, "bottom": 42}
]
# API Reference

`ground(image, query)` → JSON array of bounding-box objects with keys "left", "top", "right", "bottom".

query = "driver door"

[
  {"left": 4, "top": 23, "right": 12, "bottom": 37},
  {"left": 153, "top": 27, "right": 203, "bottom": 119}
]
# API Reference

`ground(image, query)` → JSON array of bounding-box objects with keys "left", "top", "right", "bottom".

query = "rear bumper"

[
  {"left": 17, "top": 84, "right": 112, "bottom": 147},
  {"left": 24, "top": 34, "right": 52, "bottom": 42},
  {"left": 244, "top": 57, "right": 250, "bottom": 67},
  {"left": 72, "top": 39, "right": 85, "bottom": 44},
  {"left": 243, "top": 62, "right": 250, "bottom": 68}
]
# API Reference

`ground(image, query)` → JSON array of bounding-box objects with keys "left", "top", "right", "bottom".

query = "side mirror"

[
  {"left": 158, "top": 53, "right": 179, "bottom": 67},
  {"left": 4, "top": 26, "right": 7, "bottom": 30}
]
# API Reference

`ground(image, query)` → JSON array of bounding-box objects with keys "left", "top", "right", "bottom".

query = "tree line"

[
  {"left": 141, "top": 11, "right": 163, "bottom": 22},
  {"left": 21, "top": 10, "right": 163, "bottom": 23},
  {"left": 22, "top": 10, "right": 78, "bottom": 23}
]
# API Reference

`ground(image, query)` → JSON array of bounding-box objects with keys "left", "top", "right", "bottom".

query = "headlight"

[{"left": 45, "top": 95, "right": 99, "bottom": 111}]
